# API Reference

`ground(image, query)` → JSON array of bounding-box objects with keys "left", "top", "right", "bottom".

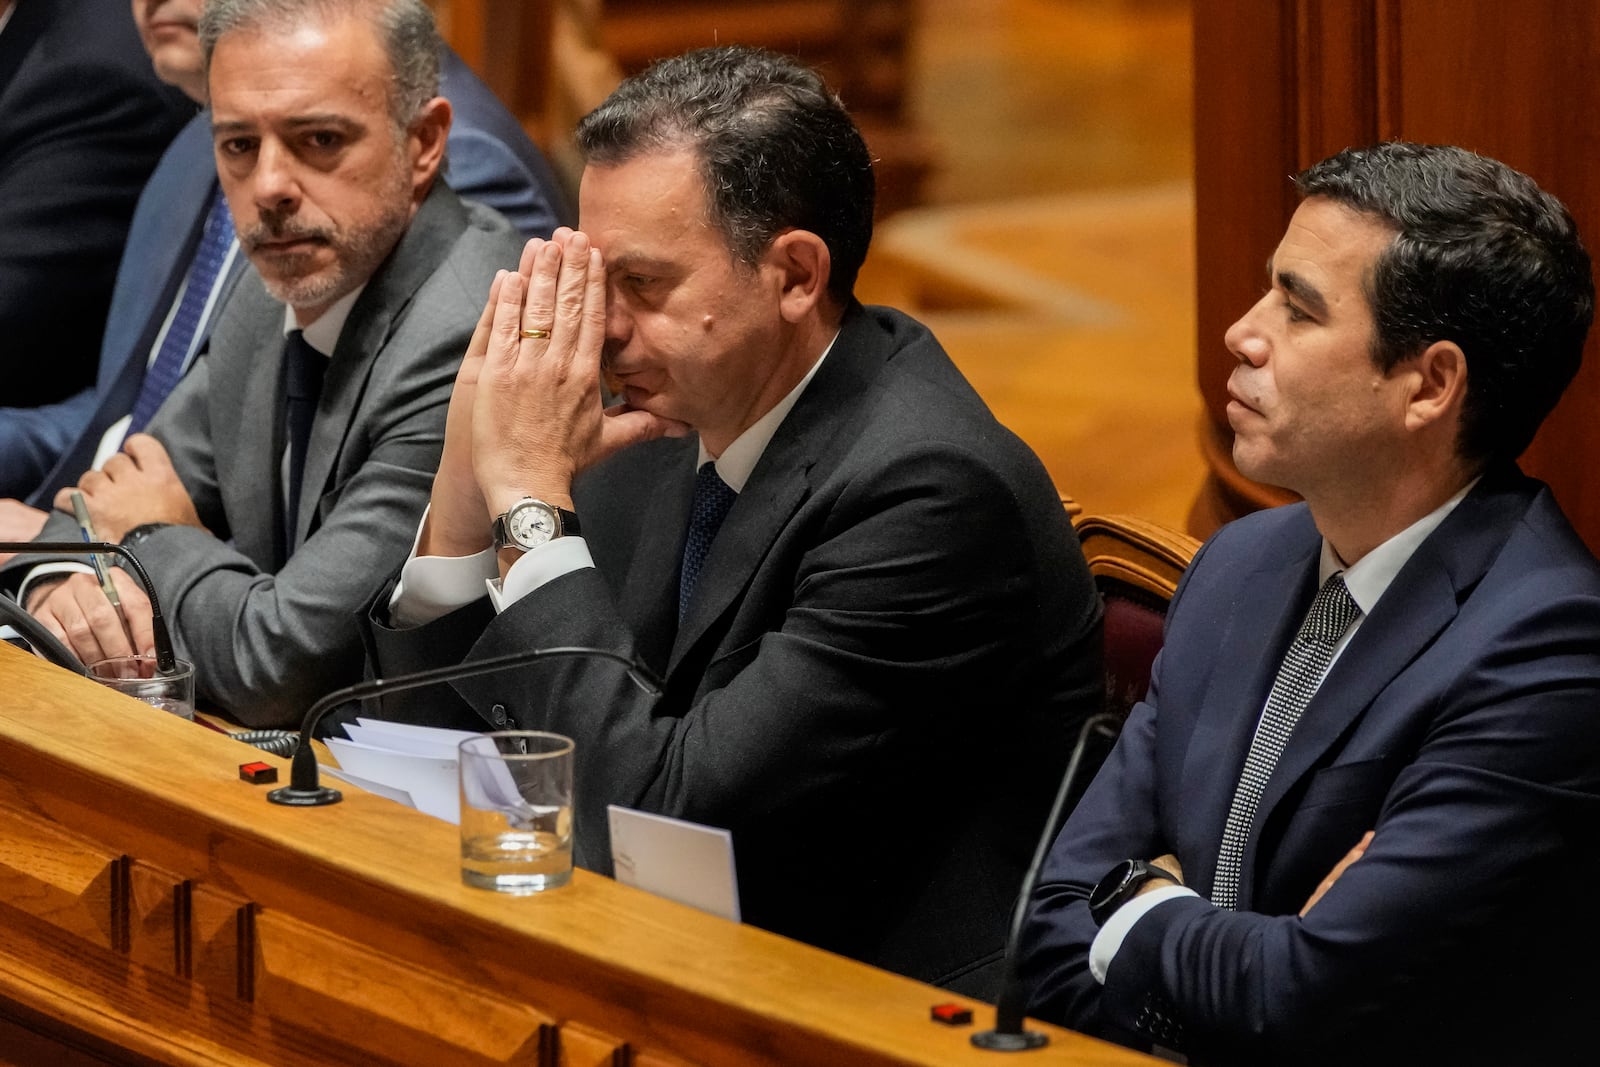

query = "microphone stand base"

[
  {"left": 970, "top": 1029, "right": 1049, "bottom": 1051},
  {"left": 266, "top": 785, "right": 343, "bottom": 806}
]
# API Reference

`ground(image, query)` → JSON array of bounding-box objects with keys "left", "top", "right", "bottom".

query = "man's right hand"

[
  {"left": 26, "top": 570, "right": 155, "bottom": 665},
  {"left": 1301, "top": 830, "right": 1375, "bottom": 917},
  {"left": 0, "top": 498, "right": 48, "bottom": 565}
]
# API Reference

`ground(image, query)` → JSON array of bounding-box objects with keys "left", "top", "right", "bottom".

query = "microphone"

[
  {"left": 0, "top": 539, "right": 178, "bottom": 674},
  {"left": 267, "top": 645, "right": 664, "bottom": 807},
  {"left": 970, "top": 710, "right": 1123, "bottom": 1052}
]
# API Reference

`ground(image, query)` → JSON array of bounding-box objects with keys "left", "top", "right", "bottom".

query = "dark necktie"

[
  {"left": 281, "top": 330, "right": 327, "bottom": 553},
  {"left": 679, "top": 461, "right": 738, "bottom": 622},
  {"left": 128, "top": 189, "right": 234, "bottom": 433},
  {"left": 1211, "top": 572, "right": 1362, "bottom": 909}
]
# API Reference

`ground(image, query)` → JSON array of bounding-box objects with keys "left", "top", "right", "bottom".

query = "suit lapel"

[
  {"left": 666, "top": 305, "right": 890, "bottom": 673},
  {"left": 617, "top": 439, "right": 697, "bottom": 668},
  {"left": 1237, "top": 469, "right": 1535, "bottom": 903},
  {"left": 293, "top": 184, "right": 468, "bottom": 545},
  {"left": 231, "top": 282, "right": 288, "bottom": 567}
]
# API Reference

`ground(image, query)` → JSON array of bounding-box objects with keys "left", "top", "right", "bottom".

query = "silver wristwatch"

[{"left": 491, "top": 498, "right": 581, "bottom": 552}]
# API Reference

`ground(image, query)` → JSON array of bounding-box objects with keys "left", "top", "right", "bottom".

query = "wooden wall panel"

[{"left": 1193, "top": 0, "right": 1600, "bottom": 552}]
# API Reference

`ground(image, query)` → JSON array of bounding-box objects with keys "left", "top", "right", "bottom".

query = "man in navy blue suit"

[
  {"left": 1020, "top": 143, "right": 1600, "bottom": 1066},
  {"left": 0, "top": 0, "right": 566, "bottom": 522},
  {"left": 0, "top": 0, "right": 191, "bottom": 488}
]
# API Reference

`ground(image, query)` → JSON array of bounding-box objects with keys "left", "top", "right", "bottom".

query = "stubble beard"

[{"left": 244, "top": 164, "right": 413, "bottom": 314}]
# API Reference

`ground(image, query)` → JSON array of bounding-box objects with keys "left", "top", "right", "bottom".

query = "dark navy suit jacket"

[
  {"left": 1020, "top": 466, "right": 1600, "bottom": 1066},
  {"left": 0, "top": 0, "right": 191, "bottom": 492},
  {"left": 0, "top": 46, "right": 564, "bottom": 504}
]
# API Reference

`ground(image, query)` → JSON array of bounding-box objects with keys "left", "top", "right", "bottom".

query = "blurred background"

[{"left": 428, "top": 0, "right": 1600, "bottom": 552}]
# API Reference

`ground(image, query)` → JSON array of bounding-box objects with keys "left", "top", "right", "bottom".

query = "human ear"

[
  {"left": 767, "top": 230, "right": 831, "bottom": 323},
  {"left": 408, "top": 96, "right": 452, "bottom": 195},
  {"left": 1403, "top": 340, "right": 1467, "bottom": 433}
]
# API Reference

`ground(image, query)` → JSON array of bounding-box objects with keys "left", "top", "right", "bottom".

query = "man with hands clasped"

[{"left": 364, "top": 46, "right": 1104, "bottom": 994}]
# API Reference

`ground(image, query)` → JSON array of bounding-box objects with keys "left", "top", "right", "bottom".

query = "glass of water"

[
  {"left": 87, "top": 655, "right": 196, "bottom": 720},
  {"left": 458, "top": 731, "right": 574, "bottom": 893}
]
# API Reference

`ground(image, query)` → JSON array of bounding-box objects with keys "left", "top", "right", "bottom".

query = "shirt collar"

[
  {"left": 1318, "top": 477, "right": 1480, "bottom": 614},
  {"left": 696, "top": 329, "right": 839, "bottom": 492},
  {"left": 279, "top": 284, "right": 366, "bottom": 357}
]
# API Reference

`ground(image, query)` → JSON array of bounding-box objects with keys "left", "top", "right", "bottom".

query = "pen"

[{"left": 69, "top": 490, "right": 139, "bottom": 654}]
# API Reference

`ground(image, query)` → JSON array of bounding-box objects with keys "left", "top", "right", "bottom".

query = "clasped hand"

[
  {"left": 1133, "top": 830, "right": 1375, "bottom": 918},
  {"left": 422, "top": 228, "right": 687, "bottom": 557}
]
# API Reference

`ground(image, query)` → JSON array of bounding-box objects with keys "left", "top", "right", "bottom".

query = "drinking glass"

[{"left": 458, "top": 731, "right": 574, "bottom": 893}]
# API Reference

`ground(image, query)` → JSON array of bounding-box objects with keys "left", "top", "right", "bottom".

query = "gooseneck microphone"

[
  {"left": 0, "top": 539, "right": 178, "bottom": 674},
  {"left": 268, "top": 645, "right": 664, "bottom": 807},
  {"left": 970, "top": 710, "right": 1124, "bottom": 1051}
]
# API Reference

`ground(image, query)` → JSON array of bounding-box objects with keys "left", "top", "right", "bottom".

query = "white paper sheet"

[
  {"left": 324, "top": 737, "right": 459, "bottom": 823},
  {"left": 607, "top": 804, "right": 740, "bottom": 922}
]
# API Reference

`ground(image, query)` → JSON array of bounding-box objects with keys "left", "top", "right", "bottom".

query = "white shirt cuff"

[
  {"left": 1089, "top": 883, "right": 1198, "bottom": 984},
  {"left": 388, "top": 510, "right": 497, "bottom": 627},
  {"left": 17, "top": 561, "right": 95, "bottom": 607},
  {"left": 488, "top": 535, "right": 595, "bottom": 612},
  {"left": 388, "top": 509, "right": 597, "bottom": 627}
]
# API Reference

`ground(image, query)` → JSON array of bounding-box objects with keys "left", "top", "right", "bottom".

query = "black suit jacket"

[
  {"left": 365, "top": 304, "right": 1104, "bottom": 993},
  {"left": 0, "top": 0, "right": 190, "bottom": 452},
  {"left": 1020, "top": 468, "right": 1600, "bottom": 1065}
]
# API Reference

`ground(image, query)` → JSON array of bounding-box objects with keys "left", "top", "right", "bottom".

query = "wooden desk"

[{"left": 0, "top": 645, "right": 1153, "bottom": 1066}]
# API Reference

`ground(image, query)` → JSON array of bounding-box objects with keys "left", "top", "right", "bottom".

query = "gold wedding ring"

[{"left": 519, "top": 327, "right": 552, "bottom": 339}]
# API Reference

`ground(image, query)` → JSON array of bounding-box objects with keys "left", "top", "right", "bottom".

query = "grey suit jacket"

[
  {"left": 364, "top": 303, "right": 1104, "bottom": 993},
  {"left": 34, "top": 182, "right": 522, "bottom": 726}
]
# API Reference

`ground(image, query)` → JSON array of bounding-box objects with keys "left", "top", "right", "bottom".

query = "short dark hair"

[
  {"left": 575, "top": 45, "right": 875, "bottom": 306},
  {"left": 199, "top": 0, "right": 441, "bottom": 131},
  {"left": 1295, "top": 142, "right": 1593, "bottom": 466}
]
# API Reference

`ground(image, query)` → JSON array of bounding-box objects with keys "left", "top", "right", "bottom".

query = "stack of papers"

[{"left": 323, "top": 717, "right": 479, "bottom": 823}]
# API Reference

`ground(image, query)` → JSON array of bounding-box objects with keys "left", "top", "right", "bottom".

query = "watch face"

[{"left": 507, "top": 500, "right": 558, "bottom": 549}]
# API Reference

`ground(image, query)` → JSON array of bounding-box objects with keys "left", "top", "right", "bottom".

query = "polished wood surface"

[
  {"left": 1073, "top": 512, "right": 1200, "bottom": 604},
  {"left": 1194, "top": 0, "right": 1600, "bottom": 551},
  {"left": 0, "top": 644, "right": 1159, "bottom": 1066}
]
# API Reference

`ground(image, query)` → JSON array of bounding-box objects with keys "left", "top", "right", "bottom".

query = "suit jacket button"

[{"left": 490, "top": 703, "right": 508, "bottom": 727}]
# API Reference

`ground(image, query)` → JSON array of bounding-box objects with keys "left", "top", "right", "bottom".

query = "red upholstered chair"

[{"left": 1062, "top": 512, "right": 1200, "bottom": 809}]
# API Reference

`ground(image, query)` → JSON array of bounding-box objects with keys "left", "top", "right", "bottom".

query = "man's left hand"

[
  {"left": 1136, "top": 853, "right": 1185, "bottom": 899},
  {"left": 54, "top": 434, "right": 202, "bottom": 543}
]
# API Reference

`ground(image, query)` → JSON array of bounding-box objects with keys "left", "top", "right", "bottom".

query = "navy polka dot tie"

[
  {"left": 679, "top": 462, "right": 738, "bottom": 622},
  {"left": 1211, "top": 572, "right": 1362, "bottom": 909}
]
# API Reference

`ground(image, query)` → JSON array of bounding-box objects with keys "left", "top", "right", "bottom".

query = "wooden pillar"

[{"left": 1191, "top": 0, "right": 1600, "bottom": 553}]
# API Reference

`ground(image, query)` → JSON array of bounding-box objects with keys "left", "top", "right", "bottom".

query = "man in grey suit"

[
  {"left": 363, "top": 46, "right": 1102, "bottom": 992},
  {"left": 15, "top": 0, "right": 522, "bottom": 727}
]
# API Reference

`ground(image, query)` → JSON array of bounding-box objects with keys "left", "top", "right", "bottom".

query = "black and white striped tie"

[{"left": 1211, "top": 572, "right": 1362, "bottom": 909}]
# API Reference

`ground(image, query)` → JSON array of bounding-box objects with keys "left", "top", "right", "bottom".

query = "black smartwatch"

[
  {"left": 1089, "top": 859, "right": 1181, "bottom": 927},
  {"left": 120, "top": 522, "right": 173, "bottom": 552}
]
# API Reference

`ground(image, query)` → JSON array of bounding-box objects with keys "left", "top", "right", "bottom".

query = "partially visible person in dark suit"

[
  {"left": 0, "top": 0, "right": 191, "bottom": 495},
  {"left": 362, "top": 45, "right": 1103, "bottom": 996},
  {"left": 1018, "top": 142, "right": 1600, "bottom": 1067},
  {"left": 0, "top": 0, "right": 567, "bottom": 529}
]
